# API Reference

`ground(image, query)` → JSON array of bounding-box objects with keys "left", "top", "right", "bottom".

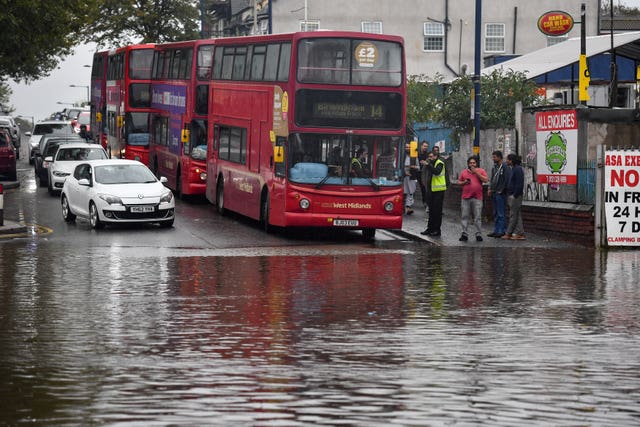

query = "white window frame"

[
  {"left": 484, "top": 23, "right": 505, "bottom": 53},
  {"left": 423, "top": 22, "right": 444, "bottom": 52},
  {"left": 361, "top": 21, "right": 383, "bottom": 34},
  {"left": 300, "top": 20, "right": 320, "bottom": 32}
]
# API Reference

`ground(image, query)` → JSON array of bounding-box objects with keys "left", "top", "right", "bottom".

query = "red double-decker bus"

[
  {"left": 89, "top": 50, "right": 108, "bottom": 148},
  {"left": 148, "top": 39, "right": 214, "bottom": 196},
  {"left": 105, "top": 44, "right": 154, "bottom": 161},
  {"left": 206, "top": 31, "right": 406, "bottom": 239}
]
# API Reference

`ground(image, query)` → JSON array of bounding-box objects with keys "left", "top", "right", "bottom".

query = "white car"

[
  {"left": 61, "top": 159, "right": 175, "bottom": 229},
  {"left": 26, "top": 120, "right": 75, "bottom": 164},
  {"left": 46, "top": 143, "right": 109, "bottom": 195}
]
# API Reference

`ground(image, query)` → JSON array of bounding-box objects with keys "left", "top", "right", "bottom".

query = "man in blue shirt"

[{"left": 501, "top": 154, "right": 525, "bottom": 240}]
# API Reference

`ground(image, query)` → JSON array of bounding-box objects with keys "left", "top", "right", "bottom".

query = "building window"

[
  {"left": 485, "top": 23, "right": 505, "bottom": 53},
  {"left": 547, "top": 35, "right": 568, "bottom": 47},
  {"left": 423, "top": 22, "right": 444, "bottom": 52},
  {"left": 300, "top": 20, "right": 319, "bottom": 32},
  {"left": 361, "top": 21, "right": 382, "bottom": 34}
]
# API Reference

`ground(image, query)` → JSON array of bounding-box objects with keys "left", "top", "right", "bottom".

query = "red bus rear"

[
  {"left": 206, "top": 31, "right": 406, "bottom": 238},
  {"left": 149, "top": 39, "right": 214, "bottom": 196},
  {"left": 90, "top": 50, "right": 108, "bottom": 149},
  {"left": 105, "top": 44, "right": 154, "bottom": 162}
]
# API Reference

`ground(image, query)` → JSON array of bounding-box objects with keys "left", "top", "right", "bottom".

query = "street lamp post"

[{"left": 69, "top": 84, "right": 90, "bottom": 106}]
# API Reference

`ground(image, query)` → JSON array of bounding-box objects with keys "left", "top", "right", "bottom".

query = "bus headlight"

[
  {"left": 299, "top": 198, "right": 310, "bottom": 209},
  {"left": 384, "top": 201, "right": 394, "bottom": 212},
  {"left": 200, "top": 172, "right": 207, "bottom": 181}
]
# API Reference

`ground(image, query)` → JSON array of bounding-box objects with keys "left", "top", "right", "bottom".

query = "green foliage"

[
  {"left": 91, "top": 0, "right": 201, "bottom": 46},
  {"left": 0, "top": 0, "right": 98, "bottom": 82},
  {"left": 437, "top": 69, "right": 542, "bottom": 141},
  {"left": 0, "top": 82, "right": 13, "bottom": 113},
  {"left": 406, "top": 74, "right": 444, "bottom": 125}
]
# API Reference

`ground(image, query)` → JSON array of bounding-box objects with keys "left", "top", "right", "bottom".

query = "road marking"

[{"left": 0, "top": 223, "right": 53, "bottom": 239}]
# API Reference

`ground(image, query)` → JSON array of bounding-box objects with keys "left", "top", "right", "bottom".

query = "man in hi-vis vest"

[{"left": 420, "top": 150, "right": 447, "bottom": 236}]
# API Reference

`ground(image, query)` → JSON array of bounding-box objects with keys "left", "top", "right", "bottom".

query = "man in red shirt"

[{"left": 457, "top": 156, "right": 489, "bottom": 242}]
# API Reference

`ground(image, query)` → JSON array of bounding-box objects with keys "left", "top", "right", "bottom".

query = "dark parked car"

[
  {"left": 35, "top": 136, "right": 83, "bottom": 187},
  {"left": 0, "top": 129, "right": 17, "bottom": 181}
]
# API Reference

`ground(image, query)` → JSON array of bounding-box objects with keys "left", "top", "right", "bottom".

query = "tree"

[
  {"left": 0, "top": 82, "right": 13, "bottom": 114},
  {"left": 406, "top": 74, "right": 444, "bottom": 125},
  {"left": 90, "top": 0, "right": 201, "bottom": 46},
  {"left": 439, "top": 69, "right": 543, "bottom": 142},
  {"left": 0, "top": 0, "right": 98, "bottom": 82}
]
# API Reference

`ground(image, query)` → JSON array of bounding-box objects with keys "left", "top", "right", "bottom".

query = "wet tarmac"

[{"left": 1, "top": 241, "right": 639, "bottom": 425}]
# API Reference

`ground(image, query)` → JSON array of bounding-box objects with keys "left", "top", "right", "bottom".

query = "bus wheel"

[
  {"left": 216, "top": 177, "right": 226, "bottom": 216},
  {"left": 261, "top": 191, "right": 272, "bottom": 233},
  {"left": 362, "top": 228, "right": 376, "bottom": 240},
  {"left": 175, "top": 168, "right": 183, "bottom": 199}
]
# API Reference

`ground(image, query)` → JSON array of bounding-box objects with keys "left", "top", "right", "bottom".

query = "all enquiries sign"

[
  {"left": 535, "top": 109, "right": 578, "bottom": 184},
  {"left": 604, "top": 150, "right": 640, "bottom": 246}
]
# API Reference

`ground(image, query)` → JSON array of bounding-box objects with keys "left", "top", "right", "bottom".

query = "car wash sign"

[
  {"left": 535, "top": 109, "right": 578, "bottom": 184},
  {"left": 604, "top": 150, "right": 640, "bottom": 246},
  {"left": 537, "top": 11, "right": 574, "bottom": 36}
]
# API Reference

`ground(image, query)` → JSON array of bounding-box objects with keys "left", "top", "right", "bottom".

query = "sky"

[
  {"left": 8, "top": 0, "right": 640, "bottom": 123},
  {"left": 9, "top": 43, "right": 97, "bottom": 123}
]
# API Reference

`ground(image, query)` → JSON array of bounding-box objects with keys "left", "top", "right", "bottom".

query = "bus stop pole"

[{"left": 473, "top": 0, "right": 482, "bottom": 156}]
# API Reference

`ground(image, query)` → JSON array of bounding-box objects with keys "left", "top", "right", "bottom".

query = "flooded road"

[{"left": 1, "top": 243, "right": 639, "bottom": 425}]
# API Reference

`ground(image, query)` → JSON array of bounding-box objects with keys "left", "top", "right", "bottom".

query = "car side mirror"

[
  {"left": 44, "top": 156, "right": 53, "bottom": 162},
  {"left": 160, "top": 176, "right": 168, "bottom": 184},
  {"left": 25, "top": 132, "right": 32, "bottom": 136},
  {"left": 78, "top": 178, "right": 91, "bottom": 187}
]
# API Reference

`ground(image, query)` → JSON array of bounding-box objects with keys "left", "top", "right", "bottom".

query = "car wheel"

[
  {"left": 38, "top": 172, "right": 47, "bottom": 188},
  {"left": 47, "top": 175, "right": 56, "bottom": 196},
  {"left": 8, "top": 170, "right": 17, "bottom": 181},
  {"left": 216, "top": 178, "right": 226, "bottom": 216},
  {"left": 89, "top": 202, "right": 104, "bottom": 229},
  {"left": 61, "top": 195, "right": 76, "bottom": 222},
  {"left": 175, "top": 167, "right": 183, "bottom": 199},
  {"left": 159, "top": 218, "right": 174, "bottom": 228}
]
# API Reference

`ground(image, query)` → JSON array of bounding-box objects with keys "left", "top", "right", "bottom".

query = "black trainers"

[
  {"left": 476, "top": 235, "right": 483, "bottom": 242},
  {"left": 420, "top": 229, "right": 431, "bottom": 235},
  {"left": 459, "top": 234, "right": 468, "bottom": 241}
]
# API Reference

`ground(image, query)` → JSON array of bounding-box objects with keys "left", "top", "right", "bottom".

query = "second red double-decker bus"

[
  {"left": 89, "top": 50, "right": 108, "bottom": 148},
  {"left": 105, "top": 44, "right": 154, "bottom": 162},
  {"left": 148, "top": 39, "right": 214, "bottom": 196},
  {"left": 206, "top": 31, "right": 406, "bottom": 239}
]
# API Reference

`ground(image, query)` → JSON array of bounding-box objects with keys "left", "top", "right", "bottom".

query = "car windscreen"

[
  {"left": 94, "top": 164, "right": 157, "bottom": 184},
  {"left": 33, "top": 123, "right": 73, "bottom": 135},
  {"left": 56, "top": 147, "right": 107, "bottom": 161}
]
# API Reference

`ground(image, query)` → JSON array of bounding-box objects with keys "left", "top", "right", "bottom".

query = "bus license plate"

[
  {"left": 333, "top": 219, "right": 359, "bottom": 227},
  {"left": 130, "top": 205, "right": 155, "bottom": 213}
]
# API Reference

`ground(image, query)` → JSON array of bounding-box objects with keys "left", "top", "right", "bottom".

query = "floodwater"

[{"left": 1, "top": 243, "right": 639, "bottom": 426}]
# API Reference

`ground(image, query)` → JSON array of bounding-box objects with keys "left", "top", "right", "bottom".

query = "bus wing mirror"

[
  {"left": 410, "top": 140, "right": 418, "bottom": 158},
  {"left": 273, "top": 146, "right": 284, "bottom": 163}
]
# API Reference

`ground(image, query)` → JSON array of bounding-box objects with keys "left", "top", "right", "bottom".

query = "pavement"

[
  {"left": 394, "top": 199, "right": 577, "bottom": 248},
  {"left": 0, "top": 179, "right": 28, "bottom": 235}
]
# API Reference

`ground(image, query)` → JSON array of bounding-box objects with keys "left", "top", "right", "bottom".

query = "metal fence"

[{"left": 577, "top": 159, "right": 596, "bottom": 205}]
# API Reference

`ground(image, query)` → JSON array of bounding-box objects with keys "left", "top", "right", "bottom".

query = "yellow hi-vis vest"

[{"left": 431, "top": 159, "right": 446, "bottom": 192}]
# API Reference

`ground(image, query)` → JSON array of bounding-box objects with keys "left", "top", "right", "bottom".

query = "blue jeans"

[{"left": 492, "top": 192, "right": 507, "bottom": 234}]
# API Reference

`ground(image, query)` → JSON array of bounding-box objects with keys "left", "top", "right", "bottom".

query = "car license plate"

[
  {"left": 130, "top": 205, "right": 155, "bottom": 213},
  {"left": 333, "top": 219, "right": 359, "bottom": 227}
]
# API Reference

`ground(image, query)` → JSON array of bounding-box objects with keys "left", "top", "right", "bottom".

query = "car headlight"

[
  {"left": 52, "top": 171, "right": 70, "bottom": 177},
  {"left": 160, "top": 191, "right": 173, "bottom": 204},
  {"left": 98, "top": 193, "right": 123, "bottom": 205}
]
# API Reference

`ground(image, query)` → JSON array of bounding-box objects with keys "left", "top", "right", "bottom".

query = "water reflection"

[{"left": 1, "top": 244, "right": 639, "bottom": 425}]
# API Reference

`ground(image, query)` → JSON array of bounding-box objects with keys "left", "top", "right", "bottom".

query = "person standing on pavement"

[
  {"left": 457, "top": 156, "right": 488, "bottom": 242},
  {"left": 502, "top": 153, "right": 525, "bottom": 240},
  {"left": 487, "top": 150, "right": 509, "bottom": 238},
  {"left": 417, "top": 141, "right": 430, "bottom": 207},
  {"left": 403, "top": 142, "right": 419, "bottom": 215},
  {"left": 420, "top": 150, "right": 447, "bottom": 236}
]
